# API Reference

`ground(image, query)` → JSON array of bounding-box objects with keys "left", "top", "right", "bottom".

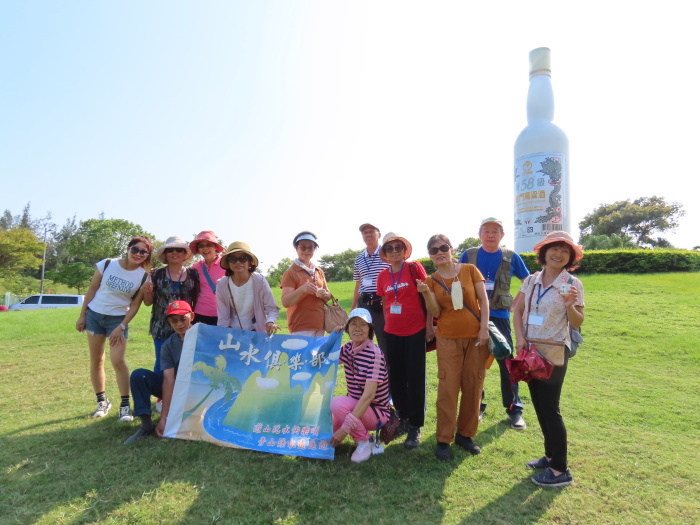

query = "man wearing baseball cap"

[
  {"left": 124, "top": 300, "right": 194, "bottom": 444},
  {"left": 459, "top": 218, "right": 530, "bottom": 430},
  {"left": 351, "top": 223, "right": 391, "bottom": 353}
]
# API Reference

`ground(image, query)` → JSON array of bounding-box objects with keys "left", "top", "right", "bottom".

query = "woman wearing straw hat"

[
  {"left": 375, "top": 232, "right": 432, "bottom": 450},
  {"left": 512, "top": 231, "right": 585, "bottom": 488},
  {"left": 190, "top": 231, "right": 226, "bottom": 325},
  {"left": 216, "top": 242, "right": 280, "bottom": 335},
  {"left": 143, "top": 236, "right": 200, "bottom": 373},
  {"left": 330, "top": 308, "right": 390, "bottom": 463},
  {"left": 281, "top": 231, "right": 332, "bottom": 336}
]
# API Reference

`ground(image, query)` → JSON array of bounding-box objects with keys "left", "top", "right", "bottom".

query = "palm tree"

[{"left": 184, "top": 356, "right": 242, "bottom": 420}]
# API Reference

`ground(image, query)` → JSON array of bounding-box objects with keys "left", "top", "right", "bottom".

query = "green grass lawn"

[{"left": 1, "top": 274, "right": 699, "bottom": 524}]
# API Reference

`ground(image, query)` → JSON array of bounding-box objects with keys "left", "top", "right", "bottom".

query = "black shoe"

[
  {"left": 526, "top": 456, "right": 551, "bottom": 470},
  {"left": 404, "top": 425, "right": 421, "bottom": 450},
  {"left": 123, "top": 425, "right": 154, "bottom": 445},
  {"left": 454, "top": 434, "right": 481, "bottom": 455},
  {"left": 394, "top": 418, "right": 409, "bottom": 439},
  {"left": 435, "top": 442, "right": 452, "bottom": 461}
]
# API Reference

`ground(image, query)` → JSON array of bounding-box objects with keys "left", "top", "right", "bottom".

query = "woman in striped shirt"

[{"left": 330, "top": 308, "right": 390, "bottom": 463}]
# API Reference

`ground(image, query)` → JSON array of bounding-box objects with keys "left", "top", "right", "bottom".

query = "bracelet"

[{"left": 119, "top": 323, "right": 127, "bottom": 330}]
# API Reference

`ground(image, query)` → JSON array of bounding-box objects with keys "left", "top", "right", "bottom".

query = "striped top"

[
  {"left": 353, "top": 247, "right": 391, "bottom": 294},
  {"left": 339, "top": 339, "right": 391, "bottom": 419}
]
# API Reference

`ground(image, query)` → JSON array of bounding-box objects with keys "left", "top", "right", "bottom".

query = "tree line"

[{"left": 1, "top": 196, "right": 692, "bottom": 296}]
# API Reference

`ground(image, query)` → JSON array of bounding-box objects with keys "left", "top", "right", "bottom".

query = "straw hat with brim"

[
  {"left": 380, "top": 232, "right": 412, "bottom": 262},
  {"left": 533, "top": 231, "right": 583, "bottom": 262},
  {"left": 157, "top": 236, "right": 194, "bottom": 264},
  {"left": 189, "top": 231, "right": 225, "bottom": 254},
  {"left": 345, "top": 308, "right": 373, "bottom": 330},
  {"left": 220, "top": 241, "right": 259, "bottom": 270}
]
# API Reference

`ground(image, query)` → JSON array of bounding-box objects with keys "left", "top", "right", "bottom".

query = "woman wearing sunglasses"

[
  {"left": 375, "top": 232, "right": 432, "bottom": 450},
  {"left": 216, "top": 242, "right": 280, "bottom": 335},
  {"left": 281, "top": 231, "right": 332, "bottom": 336},
  {"left": 189, "top": 231, "right": 226, "bottom": 325},
  {"left": 417, "top": 234, "right": 490, "bottom": 460},
  {"left": 76, "top": 236, "right": 153, "bottom": 422},
  {"left": 143, "top": 236, "right": 200, "bottom": 373}
]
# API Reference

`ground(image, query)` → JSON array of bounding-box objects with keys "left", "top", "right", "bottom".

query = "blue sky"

[{"left": 2, "top": 1, "right": 698, "bottom": 271}]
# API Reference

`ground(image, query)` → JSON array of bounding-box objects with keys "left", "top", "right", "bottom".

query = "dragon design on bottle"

[{"left": 535, "top": 156, "right": 562, "bottom": 224}]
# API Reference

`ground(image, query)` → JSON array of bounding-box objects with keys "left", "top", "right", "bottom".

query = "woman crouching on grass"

[
  {"left": 76, "top": 236, "right": 153, "bottom": 422},
  {"left": 330, "top": 308, "right": 390, "bottom": 463},
  {"left": 513, "top": 231, "right": 584, "bottom": 488}
]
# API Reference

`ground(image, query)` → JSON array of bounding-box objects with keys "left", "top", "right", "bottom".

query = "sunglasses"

[
  {"left": 129, "top": 246, "right": 150, "bottom": 256},
  {"left": 428, "top": 244, "right": 451, "bottom": 256},
  {"left": 228, "top": 255, "right": 250, "bottom": 263},
  {"left": 383, "top": 243, "right": 405, "bottom": 254},
  {"left": 164, "top": 248, "right": 186, "bottom": 254}
]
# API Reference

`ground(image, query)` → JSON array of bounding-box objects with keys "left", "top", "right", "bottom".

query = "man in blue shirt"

[{"left": 459, "top": 218, "right": 530, "bottom": 430}]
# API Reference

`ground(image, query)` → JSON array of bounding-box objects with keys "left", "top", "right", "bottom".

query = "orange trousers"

[{"left": 435, "top": 336, "right": 489, "bottom": 443}]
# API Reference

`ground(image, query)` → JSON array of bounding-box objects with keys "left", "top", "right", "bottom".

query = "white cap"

[
  {"left": 345, "top": 308, "right": 373, "bottom": 328},
  {"left": 529, "top": 47, "right": 551, "bottom": 79}
]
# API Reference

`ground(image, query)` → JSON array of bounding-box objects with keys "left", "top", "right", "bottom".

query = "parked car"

[{"left": 9, "top": 294, "right": 85, "bottom": 311}]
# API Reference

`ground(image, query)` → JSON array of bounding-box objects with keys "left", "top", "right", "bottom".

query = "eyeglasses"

[
  {"left": 383, "top": 243, "right": 405, "bottom": 254},
  {"left": 129, "top": 246, "right": 149, "bottom": 256},
  {"left": 164, "top": 248, "right": 186, "bottom": 254},
  {"left": 197, "top": 242, "right": 214, "bottom": 249},
  {"left": 228, "top": 255, "right": 250, "bottom": 263},
  {"left": 428, "top": 244, "right": 451, "bottom": 256},
  {"left": 297, "top": 245, "right": 316, "bottom": 252}
]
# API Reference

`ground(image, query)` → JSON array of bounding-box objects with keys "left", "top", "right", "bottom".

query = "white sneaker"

[
  {"left": 155, "top": 399, "right": 162, "bottom": 413},
  {"left": 118, "top": 406, "right": 134, "bottom": 422},
  {"left": 351, "top": 441, "right": 373, "bottom": 463},
  {"left": 92, "top": 399, "right": 112, "bottom": 418}
]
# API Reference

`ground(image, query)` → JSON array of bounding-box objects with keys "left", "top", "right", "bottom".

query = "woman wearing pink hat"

[
  {"left": 513, "top": 231, "right": 585, "bottom": 488},
  {"left": 190, "top": 231, "right": 226, "bottom": 325}
]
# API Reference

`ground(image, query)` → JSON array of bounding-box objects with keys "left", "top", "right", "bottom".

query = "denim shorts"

[{"left": 85, "top": 307, "right": 129, "bottom": 338}]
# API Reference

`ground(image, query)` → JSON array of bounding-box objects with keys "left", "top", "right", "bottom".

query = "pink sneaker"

[{"left": 351, "top": 441, "right": 372, "bottom": 463}]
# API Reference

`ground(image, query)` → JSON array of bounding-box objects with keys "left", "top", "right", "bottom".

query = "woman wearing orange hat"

[
  {"left": 513, "top": 231, "right": 585, "bottom": 488},
  {"left": 190, "top": 231, "right": 226, "bottom": 325}
]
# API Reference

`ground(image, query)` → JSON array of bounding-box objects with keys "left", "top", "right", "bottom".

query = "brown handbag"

[
  {"left": 524, "top": 338, "right": 566, "bottom": 366},
  {"left": 324, "top": 294, "right": 348, "bottom": 334}
]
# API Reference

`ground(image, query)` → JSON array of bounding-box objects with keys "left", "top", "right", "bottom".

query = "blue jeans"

[
  {"left": 85, "top": 307, "right": 129, "bottom": 338},
  {"left": 130, "top": 368, "right": 164, "bottom": 417},
  {"left": 153, "top": 338, "right": 166, "bottom": 373},
  {"left": 491, "top": 316, "right": 523, "bottom": 415}
]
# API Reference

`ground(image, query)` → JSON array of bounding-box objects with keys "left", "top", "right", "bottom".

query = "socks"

[
  {"left": 120, "top": 395, "right": 130, "bottom": 408},
  {"left": 96, "top": 391, "right": 106, "bottom": 403},
  {"left": 139, "top": 414, "right": 154, "bottom": 431}
]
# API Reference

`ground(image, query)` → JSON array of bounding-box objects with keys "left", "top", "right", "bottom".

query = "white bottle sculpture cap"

[{"left": 529, "top": 47, "right": 551, "bottom": 79}]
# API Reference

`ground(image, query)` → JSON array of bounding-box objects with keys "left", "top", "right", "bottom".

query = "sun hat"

[
  {"left": 480, "top": 217, "right": 504, "bottom": 229},
  {"left": 166, "top": 300, "right": 193, "bottom": 317},
  {"left": 533, "top": 231, "right": 583, "bottom": 261},
  {"left": 358, "top": 223, "right": 380, "bottom": 233},
  {"left": 293, "top": 231, "right": 319, "bottom": 248},
  {"left": 189, "top": 231, "right": 225, "bottom": 254},
  {"left": 220, "top": 241, "right": 259, "bottom": 270},
  {"left": 157, "top": 236, "right": 194, "bottom": 264},
  {"left": 380, "top": 232, "right": 413, "bottom": 262},
  {"left": 345, "top": 308, "right": 373, "bottom": 329}
]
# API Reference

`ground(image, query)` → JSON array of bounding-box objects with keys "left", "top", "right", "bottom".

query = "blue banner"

[{"left": 164, "top": 324, "right": 342, "bottom": 460}]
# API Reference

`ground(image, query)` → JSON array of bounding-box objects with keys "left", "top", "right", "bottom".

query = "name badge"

[
  {"left": 362, "top": 277, "right": 373, "bottom": 288},
  {"left": 390, "top": 303, "right": 402, "bottom": 314},
  {"left": 528, "top": 313, "right": 545, "bottom": 326},
  {"left": 484, "top": 280, "right": 495, "bottom": 291}
]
